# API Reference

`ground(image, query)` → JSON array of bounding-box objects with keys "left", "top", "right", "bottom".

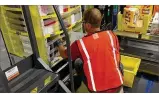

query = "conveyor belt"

[{"left": 120, "top": 46, "right": 159, "bottom": 63}]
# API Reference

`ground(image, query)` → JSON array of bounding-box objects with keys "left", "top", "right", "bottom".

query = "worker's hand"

[
  {"left": 54, "top": 39, "right": 63, "bottom": 47},
  {"left": 119, "top": 63, "right": 124, "bottom": 76}
]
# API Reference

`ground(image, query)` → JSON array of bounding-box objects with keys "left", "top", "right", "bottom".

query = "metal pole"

[
  {"left": 53, "top": 5, "right": 75, "bottom": 92},
  {"left": 22, "top": 6, "right": 53, "bottom": 71},
  {"left": 21, "top": 5, "right": 40, "bottom": 59}
]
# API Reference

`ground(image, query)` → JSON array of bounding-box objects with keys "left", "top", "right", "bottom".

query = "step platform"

[{"left": 8, "top": 68, "right": 59, "bottom": 93}]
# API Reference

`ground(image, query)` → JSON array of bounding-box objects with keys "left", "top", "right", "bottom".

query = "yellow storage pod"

[
  {"left": 117, "top": 12, "right": 151, "bottom": 34},
  {"left": 121, "top": 55, "right": 141, "bottom": 88},
  {"left": 0, "top": 6, "right": 25, "bottom": 57},
  {"left": 29, "top": 5, "right": 83, "bottom": 66}
]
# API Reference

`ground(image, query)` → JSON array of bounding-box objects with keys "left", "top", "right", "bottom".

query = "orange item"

[
  {"left": 153, "top": 5, "right": 159, "bottom": 16},
  {"left": 140, "top": 5, "right": 153, "bottom": 19}
]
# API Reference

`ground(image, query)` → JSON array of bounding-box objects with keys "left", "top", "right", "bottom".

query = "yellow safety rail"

[
  {"left": 0, "top": 6, "right": 25, "bottom": 57},
  {"left": 0, "top": 5, "right": 32, "bottom": 58}
]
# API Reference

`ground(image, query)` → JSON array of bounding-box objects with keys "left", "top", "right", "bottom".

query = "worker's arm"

[
  {"left": 57, "top": 45, "right": 68, "bottom": 58},
  {"left": 54, "top": 39, "right": 67, "bottom": 58},
  {"left": 55, "top": 39, "right": 81, "bottom": 61}
]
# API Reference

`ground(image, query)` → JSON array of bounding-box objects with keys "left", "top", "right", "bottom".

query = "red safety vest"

[{"left": 77, "top": 31, "right": 123, "bottom": 92}]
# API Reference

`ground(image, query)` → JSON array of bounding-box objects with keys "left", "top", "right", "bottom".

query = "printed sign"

[{"left": 5, "top": 66, "right": 19, "bottom": 81}]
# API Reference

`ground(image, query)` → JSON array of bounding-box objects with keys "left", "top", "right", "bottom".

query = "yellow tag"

[
  {"left": 30, "top": 87, "right": 38, "bottom": 93},
  {"left": 44, "top": 76, "right": 51, "bottom": 86}
]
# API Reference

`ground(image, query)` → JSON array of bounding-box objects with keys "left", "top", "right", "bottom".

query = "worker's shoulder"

[{"left": 71, "top": 40, "right": 78, "bottom": 47}]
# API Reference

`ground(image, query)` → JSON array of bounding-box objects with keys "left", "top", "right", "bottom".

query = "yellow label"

[
  {"left": 30, "top": 87, "right": 38, "bottom": 93},
  {"left": 44, "top": 76, "right": 51, "bottom": 86}
]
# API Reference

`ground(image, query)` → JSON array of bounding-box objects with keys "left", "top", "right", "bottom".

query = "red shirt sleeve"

[{"left": 65, "top": 41, "right": 81, "bottom": 61}]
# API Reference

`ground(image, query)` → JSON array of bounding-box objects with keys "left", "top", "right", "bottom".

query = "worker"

[{"left": 55, "top": 8, "right": 124, "bottom": 93}]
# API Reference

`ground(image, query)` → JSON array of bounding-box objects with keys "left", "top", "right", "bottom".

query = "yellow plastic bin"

[{"left": 121, "top": 55, "right": 141, "bottom": 88}]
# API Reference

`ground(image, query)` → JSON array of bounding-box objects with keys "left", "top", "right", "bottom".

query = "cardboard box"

[
  {"left": 123, "top": 8, "right": 140, "bottom": 27},
  {"left": 140, "top": 5, "right": 153, "bottom": 19}
]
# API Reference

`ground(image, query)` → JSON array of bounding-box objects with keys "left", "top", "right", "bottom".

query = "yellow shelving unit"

[
  {"left": 41, "top": 13, "right": 57, "bottom": 19},
  {"left": 29, "top": 5, "right": 83, "bottom": 66},
  {"left": 0, "top": 5, "right": 32, "bottom": 58},
  {"left": 44, "top": 30, "right": 63, "bottom": 39},
  {"left": 3, "top": 6, "right": 22, "bottom": 12},
  {"left": 61, "top": 5, "right": 81, "bottom": 18}
]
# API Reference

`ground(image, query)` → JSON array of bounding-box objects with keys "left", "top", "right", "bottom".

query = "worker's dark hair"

[{"left": 83, "top": 8, "right": 102, "bottom": 28}]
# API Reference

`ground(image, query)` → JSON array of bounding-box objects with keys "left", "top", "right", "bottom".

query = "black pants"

[{"left": 74, "top": 58, "right": 88, "bottom": 90}]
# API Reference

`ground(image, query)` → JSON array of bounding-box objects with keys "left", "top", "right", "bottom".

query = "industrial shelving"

[
  {"left": 29, "top": 5, "right": 83, "bottom": 67},
  {"left": 0, "top": 5, "right": 32, "bottom": 58}
]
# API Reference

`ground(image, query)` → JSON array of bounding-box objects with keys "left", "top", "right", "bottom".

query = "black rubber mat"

[{"left": 8, "top": 68, "right": 58, "bottom": 93}]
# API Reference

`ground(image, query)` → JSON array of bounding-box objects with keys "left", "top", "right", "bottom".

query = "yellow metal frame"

[{"left": 0, "top": 6, "right": 30, "bottom": 58}]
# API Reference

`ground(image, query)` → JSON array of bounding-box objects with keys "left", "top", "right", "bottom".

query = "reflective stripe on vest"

[
  {"left": 106, "top": 31, "right": 123, "bottom": 84},
  {"left": 79, "top": 39, "right": 97, "bottom": 91},
  {"left": 77, "top": 31, "right": 123, "bottom": 91}
]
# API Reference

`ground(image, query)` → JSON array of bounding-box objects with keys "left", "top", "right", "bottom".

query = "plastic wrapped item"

[
  {"left": 43, "top": 19, "right": 56, "bottom": 26},
  {"left": 42, "top": 24, "right": 54, "bottom": 36},
  {"left": 39, "top": 5, "right": 54, "bottom": 16},
  {"left": 19, "top": 35, "right": 33, "bottom": 57},
  {"left": 74, "top": 12, "right": 82, "bottom": 22},
  {"left": 57, "top": 5, "right": 69, "bottom": 14},
  {"left": 71, "top": 14, "right": 76, "bottom": 24},
  {"left": 123, "top": 8, "right": 140, "bottom": 27},
  {"left": 53, "top": 21, "right": 60, "bottom": 32},
  {"left": 150, "top": 12, "right": 159, "bottom": 35},
  {"left": 63, "top": 17, "right": 71, "bottom": 27},
  {"left": 63, "top": 5, "right": 69, "bottom": 12},
  {"left": 150, "top": 28, "right": 159, "bottom": 35}
]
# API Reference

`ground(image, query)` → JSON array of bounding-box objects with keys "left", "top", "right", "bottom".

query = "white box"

[
  {"left": 38, "top": 5, "right": 54, "bottom": 16},
  {"left": 58, "top": 5, "right": 64, "bottom": 14},
  {"left": 71, "top": 14, "right": 76, "bottom": 24}
]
